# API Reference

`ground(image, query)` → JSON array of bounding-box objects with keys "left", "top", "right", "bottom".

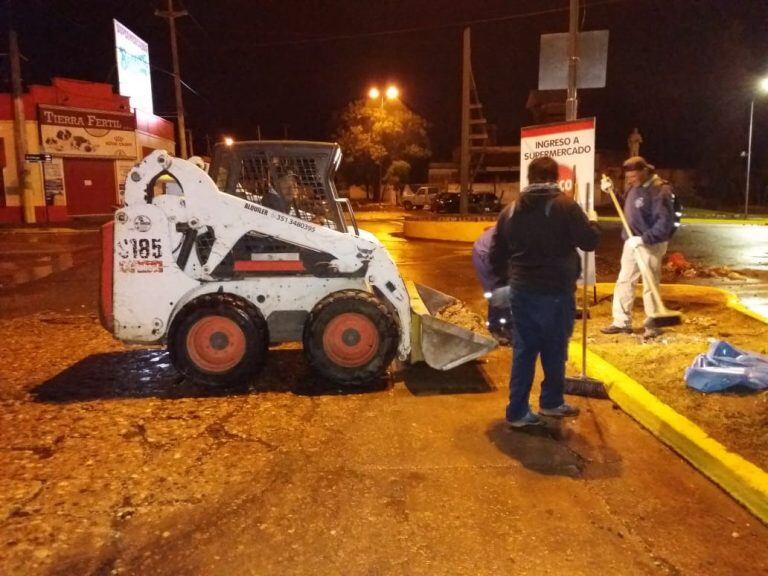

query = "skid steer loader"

[{"left": 100, "top": 141, "right": 496, "bottom": 385}]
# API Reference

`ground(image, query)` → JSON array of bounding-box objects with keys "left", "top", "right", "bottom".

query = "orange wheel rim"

[
  {"left": 322, "top": 312, "right": 379, "bottom": 368},
  {"left": 186, "top": 315, "right": 246, "bottom": 373}
]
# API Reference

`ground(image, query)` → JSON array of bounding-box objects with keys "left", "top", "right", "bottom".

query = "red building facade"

[{"left": 0, "top": 77, "right": 174, "bottom": 223}]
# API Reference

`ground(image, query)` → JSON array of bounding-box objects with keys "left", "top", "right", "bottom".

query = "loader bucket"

[{"left": 406, "top": 281, "right": 498, "bottom": 370}]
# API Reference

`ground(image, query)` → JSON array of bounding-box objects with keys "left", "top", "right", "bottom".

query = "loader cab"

[{"left": 208, "top": 141, "right": 353, "bottom": 233}]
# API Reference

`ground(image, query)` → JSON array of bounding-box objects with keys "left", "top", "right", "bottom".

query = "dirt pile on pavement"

[
  {"left": 435, "top": 301, "right": 491, "bottom": 337},
  {"left": 663, "top": 252, "right": 750, "bottom": 281}
]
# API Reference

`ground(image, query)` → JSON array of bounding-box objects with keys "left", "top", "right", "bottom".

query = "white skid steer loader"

[{"left": 100, "top": 142, "right": 496, "bottom": 385}]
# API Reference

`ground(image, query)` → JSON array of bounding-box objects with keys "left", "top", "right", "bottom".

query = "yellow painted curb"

[
  {"left": 402, "top": 219, "right": 494, "bottom": 242},
  {"left": 574, "top": 283, "right": 768, "bottom": 524},
  {"left": 402, "top": 215, "right": 768, "bottom": 243}
]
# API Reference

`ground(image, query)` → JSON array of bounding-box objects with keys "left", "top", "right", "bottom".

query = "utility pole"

[
  {"left": 8, "top": 7, "right": 34, "bottom": 223},
  {"left": 186, "top": 128, "right": 194, "bottom": 156},
  {"left": 565, "top": 0, "right": 579, "bottom": 121},
  {"left": 459, "top": 27, "right": 471, "bottom": 215},
  {"left": 156, "top": 0, "right": 188, "bottom": 158}
]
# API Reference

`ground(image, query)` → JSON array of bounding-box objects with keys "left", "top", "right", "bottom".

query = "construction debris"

[
  {"left": 664, "top": 252, "right": 750, "bottom": 281},
  {"left": 435, "top": 302, "right": 491, "bottom": 337}
]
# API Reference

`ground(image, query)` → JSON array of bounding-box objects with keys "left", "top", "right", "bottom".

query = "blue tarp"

[{"left": 685, "top": 340, "right": 768, "bottom": 393}]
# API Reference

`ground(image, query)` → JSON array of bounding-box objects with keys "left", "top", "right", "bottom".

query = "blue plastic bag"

[{"left": 684, "top": 340, "right": 768, "bottom": 393}]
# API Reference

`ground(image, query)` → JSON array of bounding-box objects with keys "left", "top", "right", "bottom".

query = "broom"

[
  {"left": 604, "top": 175, "right": 682, "bottom": 329},
  {"left": 565, "top": 183, "right": 609, "bottom": 399}
]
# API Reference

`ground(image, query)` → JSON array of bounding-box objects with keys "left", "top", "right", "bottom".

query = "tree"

[
  {"left": 334, "top": 99, "right": 430, "bottom": 200},
  {"left": 384, "top": 160, "right": 411, "bottom": 189}
]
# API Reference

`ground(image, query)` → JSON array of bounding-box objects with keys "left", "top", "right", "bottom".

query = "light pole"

[
  {"left": 745, "top": 77, "right": 768, "bottom": 218},
  {"left": 368, "top": 85, "right": 399, "bottom": 199}
]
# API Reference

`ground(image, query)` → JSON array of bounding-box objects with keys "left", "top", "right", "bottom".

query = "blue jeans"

[{"left": 505, "top": 289, "right": 575, "bottom": 422}]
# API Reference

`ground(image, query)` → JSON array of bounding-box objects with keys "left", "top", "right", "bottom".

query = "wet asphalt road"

[{"left": 0, "top": 214, "right": 767, "bottom": 575}]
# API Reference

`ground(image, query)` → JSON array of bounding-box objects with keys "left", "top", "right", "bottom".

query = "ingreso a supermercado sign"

[
  {"left": 520, "top": 118, "right": 597, "bottom": 285},
  {"left": 38, "top": 105, "right": 137, "bottom": 159}
]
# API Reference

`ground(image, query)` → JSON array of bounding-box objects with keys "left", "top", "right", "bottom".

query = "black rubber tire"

[
  {"left": 168, "top": 294, "right": 268, "bottom": 386},
  {"left": 303, "top": 290, "right": 398, "bottom": 385},
  {"left": 403, "top": 201, "right": 413, "bottom": 210}
]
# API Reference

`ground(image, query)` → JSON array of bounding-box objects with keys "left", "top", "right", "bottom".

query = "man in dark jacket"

[
  {"left": 490, "top": 156, "right": 600, "bottom": 427},
  {"left": 601, "top": 156, "right": 675, "bottom": 338}
]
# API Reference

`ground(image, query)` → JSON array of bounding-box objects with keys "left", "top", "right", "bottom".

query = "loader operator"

[
  {"left": 262, "top": 171, "right": 298, "bottom": 214},
  {"left": 490, "top": 156, "right": 600, "bottom": 428},
  {"left": 601, "top": 156, "right": 675, "bottom": 339}
]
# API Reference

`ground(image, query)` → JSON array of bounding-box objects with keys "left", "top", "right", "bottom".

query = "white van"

[{"left": 401, "top": 186, "right": 440, "bottom": 210}]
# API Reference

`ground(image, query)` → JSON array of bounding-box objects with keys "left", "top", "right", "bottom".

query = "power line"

[{"left": 237, "top": 0, "right": 630, "bottom": 50}]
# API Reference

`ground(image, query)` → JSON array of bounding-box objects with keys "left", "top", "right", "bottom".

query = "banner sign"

[
  {"left": 520, "top": 118, "right": 597, "bottom": 284},
  {"left": 520, "top": 118, "right": 596, "bottom": 208},
  {"left": 114, "top": 19, "right": 154, "bottom": 114},
  {"left": 39, "top": 105, "right": 137, "bottom": 159}
]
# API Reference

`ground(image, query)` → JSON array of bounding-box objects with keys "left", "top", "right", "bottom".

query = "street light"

[
  {"left": 744, "top": 77, "right": 768, "bottom": 218},
  {"left": 367, "top": 85, "right": 399, "bottom": 200},
  {"left": 224, "top": 136, "right": 234, "bottom": 146},
  {"left": 368, "top": 84, "right": 399, "bottom": 108}
]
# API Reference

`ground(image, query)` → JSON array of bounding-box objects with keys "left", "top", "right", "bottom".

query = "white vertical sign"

[
  {"left": 114, "top": 19, "right": 154, "bottom": 114},
  {"left": 520, "top": 118, "right": 597, "bottom": 284}
]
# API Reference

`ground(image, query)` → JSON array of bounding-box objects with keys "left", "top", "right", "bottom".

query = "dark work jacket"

[
  {"left": 622, "top": 175, "right": 675, "bottom": 245},
  {"left": 489, "top": 184, "right": 600, "bottom": 294}
]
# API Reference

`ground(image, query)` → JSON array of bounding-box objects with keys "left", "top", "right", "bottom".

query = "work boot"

[
  {"left": 539, "top": 403, "right": 581, "bottom": 418},
  {"left": 507, "top": 411, "right": 545, "bottom": 428},
  {"left": 600, "top": 324, "right": 633, "bottom": 335}
]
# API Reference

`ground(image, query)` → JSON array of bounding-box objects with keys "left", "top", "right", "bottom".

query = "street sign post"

[{"left": 538, "top": 30, "right": 609, "bottom": 90}]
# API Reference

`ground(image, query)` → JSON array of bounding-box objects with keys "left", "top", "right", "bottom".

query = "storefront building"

[{"left": 0, "top": 77, "right": 174, "bottom": 223}]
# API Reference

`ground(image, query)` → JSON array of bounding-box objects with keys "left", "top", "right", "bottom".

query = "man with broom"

[
  {"left": 601, "top": 156, "right": 676, "bottom": 339},
  {"left": 490, "top": 157, "right": 600, "bottom": 428}
]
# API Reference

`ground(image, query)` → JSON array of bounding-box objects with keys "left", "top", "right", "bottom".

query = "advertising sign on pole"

[
  {"left": 114, "top": 19, "right": 154, "bottom": 114},
  {"left": 520, "top": 117, "right": 597, "bottom": 284}
]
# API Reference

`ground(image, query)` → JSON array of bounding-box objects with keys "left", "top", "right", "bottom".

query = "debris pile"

[
  {"left": 435, "top": 301, "right": 491, "bottom": 336},
  {"left": 663, "top": 252, "right": 749, "bottom": 281}
]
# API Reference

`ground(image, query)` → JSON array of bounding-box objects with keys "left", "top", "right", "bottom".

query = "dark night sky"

[{"left": 3, "top": 0, "right": 768, "bottom": 170}]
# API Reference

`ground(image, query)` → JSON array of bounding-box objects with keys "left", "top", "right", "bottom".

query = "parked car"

[
  {"left": 470, "top": 192, "right": 502, "bottom": 213},
  {"left": 431, "top": 191, "right": 502, "bottom": 214},
  {"left": 401, "top": 185, "right": 440, "bottom": 210}
]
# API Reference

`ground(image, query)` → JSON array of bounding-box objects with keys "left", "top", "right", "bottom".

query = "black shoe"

[{"left": 600, "top": 324, "right": 633, "bottom": 335}]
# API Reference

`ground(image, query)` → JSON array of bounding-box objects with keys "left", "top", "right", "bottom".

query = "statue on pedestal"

[{"left": 628, "top": 127, "right": 643, "bottom": 157}]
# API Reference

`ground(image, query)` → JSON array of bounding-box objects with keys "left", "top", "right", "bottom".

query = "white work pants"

[{"left": 611, "top": 240, "right": 668, "bottom": 327}]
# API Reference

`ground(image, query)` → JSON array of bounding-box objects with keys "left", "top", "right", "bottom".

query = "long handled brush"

[
  {"left": 604, "top": 177, "right": 682, "bottom": 329},
  {"left": 565, "top": 183, "right": 609, "bottom": 399}
]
